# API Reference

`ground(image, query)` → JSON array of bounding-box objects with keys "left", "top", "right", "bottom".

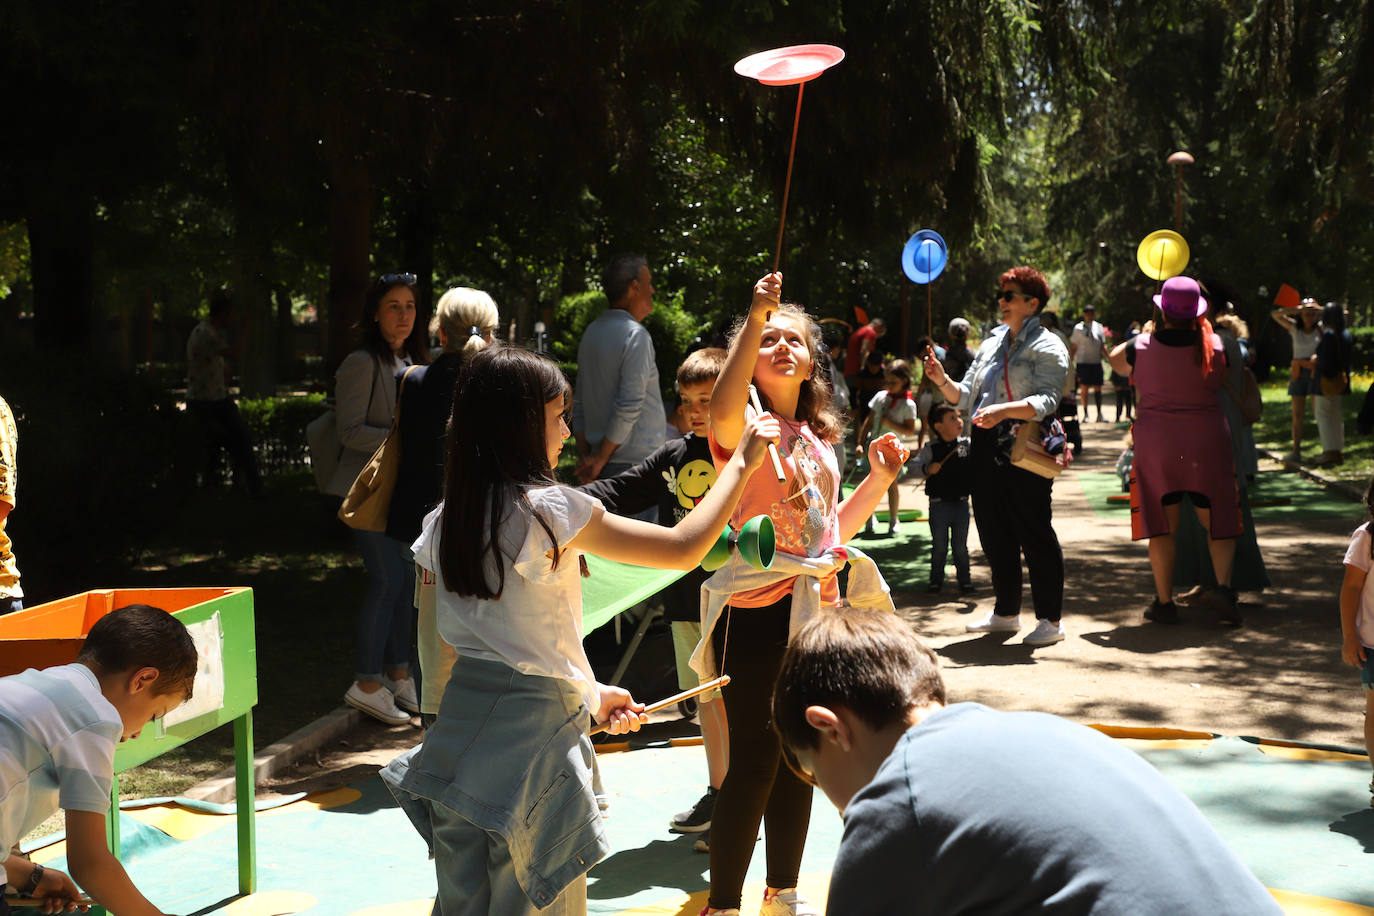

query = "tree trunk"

[
  {"left": 26, "top": 189, "right": 94, "bottom": 352},
  {"left": 326, "top": 148, "right": 372, "bottom": 370},
  {"left": 399, "top": 188, "right": 436, "bottom": 327},
  {"left": 275, "top": 284, "right": 294, "bottom": 380}
]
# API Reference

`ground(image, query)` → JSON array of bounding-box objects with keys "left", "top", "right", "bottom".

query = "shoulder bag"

[
  {"left": 338, "top": 364, "right": 421, "bottom": 532},
  {"left": 1002, "top": 355, "right": 1071, "bottom": 479},
  {"left": 306, "top": 409, "right": 342, "bottom": 493}
]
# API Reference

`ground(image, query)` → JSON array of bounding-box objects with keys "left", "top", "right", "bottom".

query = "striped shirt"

[{"left": 0, "top": 664, "right": 122, "bottom": 883}]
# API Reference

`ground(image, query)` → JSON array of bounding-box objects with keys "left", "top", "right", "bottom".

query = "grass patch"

[{"left": 1252, "top": 379, "right": 1372, "bottom": 486}]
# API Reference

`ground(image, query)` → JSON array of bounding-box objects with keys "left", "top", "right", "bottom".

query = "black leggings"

[{"left": 708, "top": 596, "right": 812, "bottom": 910}]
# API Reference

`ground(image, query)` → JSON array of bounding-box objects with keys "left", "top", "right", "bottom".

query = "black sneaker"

[
  {"left": 926, "top": 581, "right": 943, "bottom": 594},
  {"left": 1144, "top": 599, "right": 1180, "bottom": 624},
  {"left": 958, "top": 583, "right": 976, "bottom": 595},
  {"left": 669, "top": 787, "right": 715, "bottom": 834},
  {"left": 1211, "top": 586, "right": 1242, "bottom": 627},
  {"left": 693, "top": 830, "right": 710, "bottom": 853}
]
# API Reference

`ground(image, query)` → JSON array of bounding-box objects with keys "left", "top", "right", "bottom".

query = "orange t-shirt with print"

[{"left": 709, "top": 414, "right": 840, "bottom": 608}]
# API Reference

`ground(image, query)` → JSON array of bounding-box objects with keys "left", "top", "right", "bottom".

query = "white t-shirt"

[
  {"left": 0, "top": 664, "right": 122, "bottom": 882},
  {"left": 1070, "top": 320, "right": 1106, "bottom": 363},
  {"left": 1341, "top": 525, "right": 1374, "bottom": 648},
  {"left": 412, "top": 485, "right": 603, "bottom": 712},
  {"left": 867, "top": 390, "right": 916, "bottom": 432}
]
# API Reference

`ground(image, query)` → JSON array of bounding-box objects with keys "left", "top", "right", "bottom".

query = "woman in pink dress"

[{"left": 1108, "top": 277, "right": 1241, "bottom": 626}]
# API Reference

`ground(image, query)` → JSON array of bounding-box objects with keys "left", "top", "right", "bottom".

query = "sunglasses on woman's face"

[
  {"left": 996, "top": 289, "right": 1031, "bottom": 302},
  {"left": 379, "top": 272, "right": 418, "bottom": 287}
]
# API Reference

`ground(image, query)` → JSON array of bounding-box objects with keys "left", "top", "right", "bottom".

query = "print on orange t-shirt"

[{"left": 710, "top": 416, "right": 840, "bottom": 608}]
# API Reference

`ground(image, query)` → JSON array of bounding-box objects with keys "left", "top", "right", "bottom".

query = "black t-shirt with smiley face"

[{"left": 578, "top": 433, "right": 716, "bottom": 622}]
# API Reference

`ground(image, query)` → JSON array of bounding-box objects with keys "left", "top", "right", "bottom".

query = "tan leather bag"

[
  {"left": 1009, "top": 420, "right": 1064, "bottom": 479},
  {"left": 338, "top": 365, "right": 421, "bottom": 532}
]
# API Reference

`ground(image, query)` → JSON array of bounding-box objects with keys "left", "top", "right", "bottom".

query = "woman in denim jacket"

[{"left": 922, "top": 266, "right": 1070, "bottom": 647}]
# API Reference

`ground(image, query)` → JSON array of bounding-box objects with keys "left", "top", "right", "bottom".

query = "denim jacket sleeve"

[
  {"left": 1015, "top": 326, "right": 1070, "bottom": 420},
  {"left": 949, "top": 322, "right": 1068, "bottom": 421}
]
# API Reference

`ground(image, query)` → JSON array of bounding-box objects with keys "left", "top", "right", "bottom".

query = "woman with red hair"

[
  {"left": 1108, "top": 276, "right": 1241, "bottom": 626},
  {"left": 922, "top": 266, "right": 1071, "bottom": 647}
]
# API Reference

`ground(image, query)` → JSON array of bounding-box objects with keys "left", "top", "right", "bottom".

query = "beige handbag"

[
  {"left": 1009, "top": 420, "right": 1065, "bottom": 479},
  {"left": 1002, "top": 366, "right": 1068, "bottom": 479},
  {"left": 338, "top": 365, "right": 420, "bottom": 532}
]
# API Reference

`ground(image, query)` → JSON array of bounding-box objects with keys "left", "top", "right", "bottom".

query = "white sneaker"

[
  {"left": 760, "top": 889, "right": 820, "bottom": 916},
  {"left": 344, "top": 683, "right": 411, "bottom": 725},
  {"left": 888, "top": 520, "right": 901, "bottom": 536},
  {"left": 1023, "top": 619, "right": 1066, "bottom": 646},
  {"left": 966, "top": 611, "right": 1020, "bottom": 633},
  {"left": 386, "top": 676, "right": 420, "bottom": 714}
]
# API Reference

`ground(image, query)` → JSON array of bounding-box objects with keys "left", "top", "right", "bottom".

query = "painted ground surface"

[{"left": 24, "top": 733, "right": 1373, "bottom": 915}]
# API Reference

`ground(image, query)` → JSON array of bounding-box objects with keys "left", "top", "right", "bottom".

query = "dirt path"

[
  {"left": 267, "top": 423, "right": 1367, "bottom": 796},
  {"left": 907, "top": 420, "right": 1365, "bottom": 748}
]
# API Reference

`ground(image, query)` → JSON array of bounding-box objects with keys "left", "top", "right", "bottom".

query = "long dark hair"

[
  {"left": 358, "top": 273, "right": 431, "bottom": 365},
  {"left": 439, "top": 346, "right": 567, "bottom": 599}
]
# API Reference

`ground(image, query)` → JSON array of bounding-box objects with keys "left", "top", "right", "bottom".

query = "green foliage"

[
  {"left": 1349, "top": 327, "right": 1374, "bottom": 373},
  {"left": 551, "top": 288, "right": 705, "bottom": 403}
]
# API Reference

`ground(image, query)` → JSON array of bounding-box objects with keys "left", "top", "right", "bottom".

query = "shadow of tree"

[{"left": 892, "top": 423, "right": 1370, "bottom": 747}]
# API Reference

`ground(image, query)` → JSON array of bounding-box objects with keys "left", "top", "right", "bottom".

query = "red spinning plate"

[{"left": 734, "top": 44, "right": 845, "bottom": 86}]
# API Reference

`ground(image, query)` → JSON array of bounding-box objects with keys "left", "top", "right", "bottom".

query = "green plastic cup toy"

[{"left": 701, "top": 515, "right": 776, "bottom": 572}]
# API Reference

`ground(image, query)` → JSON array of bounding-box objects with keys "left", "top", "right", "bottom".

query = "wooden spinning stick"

[
  {"left": 748, "top": 384, "right": 787, "bottom": 483},
  {"left": 589, "top": 675, "right": 731, "bottom": 736}
]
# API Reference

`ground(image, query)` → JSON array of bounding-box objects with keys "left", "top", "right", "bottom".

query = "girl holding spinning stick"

[
  {"left": 382, "top": 346, "right": 780, "bottom": 916},
  {"left": 696, "top": 272, "right": 908, "bottom": 916}
]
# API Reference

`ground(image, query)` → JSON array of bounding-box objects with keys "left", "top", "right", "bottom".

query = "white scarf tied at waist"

[{"left": 688, "top": 544, "right": 896, "bottom": 682}]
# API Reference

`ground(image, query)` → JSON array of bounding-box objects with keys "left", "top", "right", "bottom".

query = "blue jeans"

[
  {"left": 352, "top": 528, "right": 415, "bottom": 682},
  {"left": 0, "top": 597, "right": 22, "bottom": 615},
  {"left": 382, "top": 657, "right": 606, "bottom": 914},
  {"left": 928, "top": 497, "right": 971, "bottom": 588}
]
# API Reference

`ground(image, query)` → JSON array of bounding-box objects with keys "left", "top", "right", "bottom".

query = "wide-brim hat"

[{"left": 1153, "top": 276, "right": 1208, "bottom": 321}]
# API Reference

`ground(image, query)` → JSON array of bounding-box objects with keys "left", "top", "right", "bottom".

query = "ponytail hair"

[
  {"left": 1195, "top": 315, "right": 1217, "bottom": 376},
  {"left": 436, "top": 287, "right": 499, "bottom": 359}
]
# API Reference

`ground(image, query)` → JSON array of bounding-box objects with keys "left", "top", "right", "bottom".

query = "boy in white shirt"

[{"left": 0, "top": 604, "right": 197, "bottom": 915}]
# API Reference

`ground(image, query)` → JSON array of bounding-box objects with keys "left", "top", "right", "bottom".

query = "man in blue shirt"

[{"left": 573, "top": 255, "right": 667, "bottom": 486}]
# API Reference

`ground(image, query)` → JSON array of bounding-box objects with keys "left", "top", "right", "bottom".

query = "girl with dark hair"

[
  {"left": 1312, "top": 301, "right": 1352, "bottom": 467},
  {"left": 699, "top": 272, "right": 909, "bottom": 916},
  {"left": 331, "top": 272, "right": 430, "bottom": 726},
  {"left": 382, "top": 345, "right": 778, "bottom": 916}
]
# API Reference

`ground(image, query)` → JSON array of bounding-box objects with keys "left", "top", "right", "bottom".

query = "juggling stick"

[
  {"left": 9, "top": 898, "right": 95, "bottom": 909},
  {"left": 590, "top": 676, "right": 732, "bottom": 736},
  {"left": 734, "top": 44, "right": 845, "bottom": 317},
  {"left": 772, "top": 82, "right": 805, "bottom": 274},
  {"left": 748, "top": 384, "right": 787, "bottom": 483}
]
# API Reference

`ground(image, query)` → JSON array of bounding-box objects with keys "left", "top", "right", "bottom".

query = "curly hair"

[
  {"left": 999, "top": 266, "right": 1051, "bottom": 312},
  {"left": 726, "top": 302, "right": 845, "bottom": 443}
]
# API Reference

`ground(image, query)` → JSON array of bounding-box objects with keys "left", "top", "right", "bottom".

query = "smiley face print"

[{"left": 675, "top": 459, "right": 717, "bottom": 511}]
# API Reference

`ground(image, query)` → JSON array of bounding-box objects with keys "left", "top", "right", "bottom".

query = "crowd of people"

[{"left": 2, "top": 256, "right": 1369, "bottom": 916}]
